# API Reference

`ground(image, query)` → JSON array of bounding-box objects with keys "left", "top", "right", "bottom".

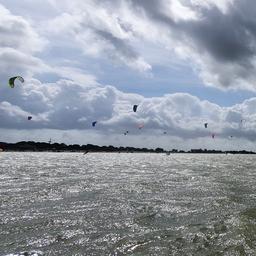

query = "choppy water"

[{"left": 1, "top": 153, "right": 256, "bottom": 255}]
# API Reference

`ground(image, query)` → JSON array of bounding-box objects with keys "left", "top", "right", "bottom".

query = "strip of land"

[{"left": 0, "top": 141, "right": 255, "bottom": 154}]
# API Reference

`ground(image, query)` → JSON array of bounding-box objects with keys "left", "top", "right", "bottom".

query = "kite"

[
  {"left": 133, "top": 105, "right": 138, "bottom": 112},
  {"left": 138, "top": 124, "right": 144, "bottom": 129},
  {"left": 9, "top": 76, "right": 24, "bottom": 88}
]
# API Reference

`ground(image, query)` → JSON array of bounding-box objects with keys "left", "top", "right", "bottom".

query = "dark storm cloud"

[
  {"left": 126, "top": 0, "right": 256, "bottom": 88},
  {"left": 129, "top": 0, "right": 256, "bottom": 62},
  {"left": 185, "top": 2, "right": 256, "bottom": 63}
]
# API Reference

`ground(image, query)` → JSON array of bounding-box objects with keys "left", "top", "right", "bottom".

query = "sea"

[{"left": 1, "top": 152, "right": 256, "bottom": 255}]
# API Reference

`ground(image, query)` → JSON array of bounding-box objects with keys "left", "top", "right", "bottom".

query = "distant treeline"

[
  {"left": 0, "top": 141, "right": 160, "bottom": 153},
  {"left": 0, "top": 141, "right": 255, "bottom": 154}
]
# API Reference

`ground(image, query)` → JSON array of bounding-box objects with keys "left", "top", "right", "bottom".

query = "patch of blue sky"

[
  {"left": 96, "top": 60, "right": 256, "bottom": 106},
  {"left": 36, "top": 38, "right": 256, "bottom": 107},
  {"left": 0, "top": 0, "right": 59, "bottom": 20}
]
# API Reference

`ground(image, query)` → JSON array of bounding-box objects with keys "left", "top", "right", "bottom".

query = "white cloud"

[
  {"left": 1, "top": 76, "right": 256, "bottom": 146},
  {"left": 0, "top": 47, "right": 49, "bottom": 79},
  {"left": 0, "top": 4, "right": 46, "bottom": 53},
  {"left": 43, "top": 1, "right": 152, "bottom": 73},
  {"left": 0, "top": 3, "right": 50, "bottom": 86}
]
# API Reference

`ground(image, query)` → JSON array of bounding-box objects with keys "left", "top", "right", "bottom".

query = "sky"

[{"left": 1, "top": 0, "right": 256, "bottom": 150}]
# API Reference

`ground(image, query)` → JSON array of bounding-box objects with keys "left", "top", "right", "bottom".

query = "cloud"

[
  {"left": 1, "top": 76, "right": 256, "bottom": 144},
  {"left": 127, "top": 0, "right": 256, "bottom": 90},
  {"left": 2, "top": 0, "right": 256, "bottom": 150},
  {"left": 0, "top": 101, "right": 48, "bottom": 129},
  {"left": 54, "top": 66, "right": 98, "bottom": 85},
  {"left": 0, "top": 3, "right": 99, "bottom": 92},
  {"left": 38, "top": 0, "right": 256, "bottom": 90},
  {"left": 0, "top": 47, "right": 49, "bottom": 78},
  {"left": 3, "top": 0, "right": 256, "bottom": 90},
  {"left": 44, "top": 1, "right": 152, "bottom": 73},
  {"left": 0, "top": 3, "right": 50, "bottom": 85},
  {"left": 0, "top": 4, "right": 46, "bottom": 53}
]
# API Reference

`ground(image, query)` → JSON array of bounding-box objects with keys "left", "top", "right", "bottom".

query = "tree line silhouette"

[{"left": 0, "top": 141, "right": 255, "bottom": 154}]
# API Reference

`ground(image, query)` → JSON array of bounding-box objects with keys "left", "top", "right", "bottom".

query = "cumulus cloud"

[
  {"left": 1, "top": 76, "right": 256, "bottom": 145},
  {"left": 54, "top": 66, "right": 98, "bottom": 85}
]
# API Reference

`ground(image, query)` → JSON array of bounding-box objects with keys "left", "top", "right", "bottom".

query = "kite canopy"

[
  {"left": 92, "top": 121, "right": 97, "bottom": 127},
  {"left": 204, "top": 123, "right": 208, "bottom": 128},
  {"left": 133, "top": 105, "right": 138, "bottom": 112},
  {"left": 138, "top": 124, "right": 144, "bottom": 129},
  {"left": 9, "top": 76, "right": 24, "bottom": 88},
  {"left": 27, "top": 116, "right": 32, "bottom": 120},
  {"left": 240, "top": 119, "right": 246, "bottom": 125}
]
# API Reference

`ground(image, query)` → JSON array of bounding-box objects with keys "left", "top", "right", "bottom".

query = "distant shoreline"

[{"left": 0, "top": 141, "right": 255, "bottom": 154}]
